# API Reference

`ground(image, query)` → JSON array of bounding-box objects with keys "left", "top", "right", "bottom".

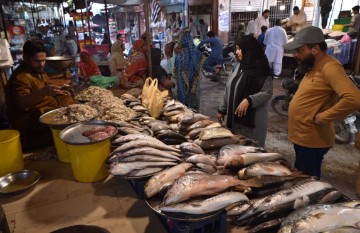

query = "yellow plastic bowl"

[
  {"left": 67, "top": 139, "right": 110, "bottom": 182},
  {"left": 332, "top": 24, "right": 344, "bottom": 31},
  {"left": 51, "top": 128, "right": 70, "bottom": 163},
  {"left": 0, "top": 130, "right": 24, "bottom": 177}
]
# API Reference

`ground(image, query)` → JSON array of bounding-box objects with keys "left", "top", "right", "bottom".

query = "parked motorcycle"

[
  {"left": 271, "top": 69, "right": 303, "bottom": 116},
  {"left": 335, "top": 73, "right": 360, "bottom": 144}
]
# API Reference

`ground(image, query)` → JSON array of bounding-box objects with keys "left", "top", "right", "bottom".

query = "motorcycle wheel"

[
  {"left": 334, "top": 120, "right": 352, "bottom": 144},
  {"left": 271, "top": 95, "right": 289, "bottom": 117}
]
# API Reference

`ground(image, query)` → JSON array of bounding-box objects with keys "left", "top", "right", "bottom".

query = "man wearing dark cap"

[
  {"left": 285, "top": 6, "right": 307, "bottom": 32},
  {"left": 285, "top": 26, "right": 360, "bottom": 178}
]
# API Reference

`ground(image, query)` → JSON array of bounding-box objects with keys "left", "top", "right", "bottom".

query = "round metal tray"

[
  {"left": 145, "top": 194, "right": 222, "bottom": 222},
  {"left": 0, "top": 170, "right": 41, "bottom": 195},
  {"left": 60, "top": 121, "right": 118, "bottom": 145},
  {"left": 39, "top": 107, "right": 74, "bottom": 129}
]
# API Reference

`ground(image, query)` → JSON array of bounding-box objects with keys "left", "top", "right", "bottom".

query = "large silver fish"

[
  {"left": 115, "top": 139, "right": 181, "bottom": 153},
  {"left": 224, "top": 152, "right": 283, "bottom": 168},
  {"left": 144, "top": 163, "right": 193, "bottom": 198},
  {"left": 238, "top": 162, "right": 292, "bottom": 179},
  {"left": 279, "top": 201, "right": 360, "bottom": 233},
  {"left": 187, "top": 120, "right": 215, "bottom": 132},
  {"left": 127, "top": 167, "right": 164, "bottom": 177},
  {"left": 119, "top": 147, "right": 181, "bottom": 160},
  {"left": 186, "top": 154, "right": 216, "bottom": 168},
  {"left": 237, "top": 181, "right": 334, "bottom": 222},
  {"left": 113, "top": 133, "right": 160, "bottom": 145},
  {"left": 217, "top": 144, "right": 265, "bottom": 166},
  {"left": 163, "top": 173, "right": 243, "bottom": 205},
  {"left": 109, "top": 161, "right": 177, "bottom": 176},
  {"left": 180, "top": 113, "right": 210, "bottom": 126},
  {"left": 196, "top": 137, "right": 238, "bottom": 150},
  {"left": 199, "top": 127, "right": 234, "bottom": 141},
  {"left": 178, "top": 142, "right": 205, "bottom": 155},
  {"left": 118, "top": 155, "right": 177, "bottom": 162},
  {"left": 160, "top": 192, "right": 249, "bottom": 215}
]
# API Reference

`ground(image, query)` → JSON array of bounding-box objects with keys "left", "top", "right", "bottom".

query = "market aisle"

[{"left": 0, "top": 159, "right": 167, "bottom": 233}]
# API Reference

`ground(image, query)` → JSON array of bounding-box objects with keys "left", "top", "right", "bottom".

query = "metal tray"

[
  {"left": 0, "top": 170, "right": 41, "bottom": 195},
  {"left": 39, "top": 107, "right": 73, "bottom": 129},
  {"left": 145, "top": 194, "right": 222, "bottom": 222},
  {"left": 60, "top": 121, "right": 118, "bottom": 145}
]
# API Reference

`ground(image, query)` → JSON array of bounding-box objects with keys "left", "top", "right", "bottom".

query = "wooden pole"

[
  {"left": 104, "top": 0, "right": 111, "bottom": 52},
  {"left": 144, "top": 0, "right": 152, "bottom": 77},
  {"left": 212, "top": 0, "right": 218, "bottom": 34}
]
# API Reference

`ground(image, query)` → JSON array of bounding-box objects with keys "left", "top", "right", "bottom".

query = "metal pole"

[
  {"left": 31, "top": 0, "right": 37, "bottom": 34},
  {"left": 85, "top": 0, "right": 92, "bottom": 46},
  {"left": 0, "top": 4, "right": 9, "bottom": 41},
  {"left": 104, "top": 0, "right": 110, "bottom": 52},
  {"left": 81, "top": 9, "right": 85, "bottom": 46},
  {"left": 144, "top": 0, "right": 152, "bottom": 77}
]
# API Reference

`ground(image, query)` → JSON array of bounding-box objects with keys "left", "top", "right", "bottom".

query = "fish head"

[{"left": 277, "top": 225, "right": 292, "bottom": 233}]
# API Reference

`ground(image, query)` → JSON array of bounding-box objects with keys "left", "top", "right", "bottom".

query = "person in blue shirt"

[
  {"left": 197, "top": 31, "right": 223, "bottom": 74},
  {"left": 257, "top": 25, "right": 268, "bottom": 49}
]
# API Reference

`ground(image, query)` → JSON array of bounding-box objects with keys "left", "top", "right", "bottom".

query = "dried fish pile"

[
  {"left": 107, "top": 134, "right": 182, "bottom": 177},
  {"left": 75, "top": 86, "right": 114, "bottom": 102},
  {"left": 55, "top": 104, "right": 98, "bottom": 122}
]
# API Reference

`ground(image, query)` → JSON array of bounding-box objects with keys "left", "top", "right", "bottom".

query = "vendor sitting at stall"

[
  {"left": 285, "top": 6, "right": 307, "bottom": 32},
  {"left": 151, "top": 48, "right": 175, "bottom": 94},
  {"left": 5, "top": 40, "right": 74, "bottom": 150},
  {"left": 346, "top": 5, "right": 360, "bottom": 38},
  {"left": 78, "top": 50, "right": 101, "bottom": 82}
]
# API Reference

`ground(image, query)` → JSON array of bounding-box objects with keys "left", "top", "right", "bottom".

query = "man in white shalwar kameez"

[
  {"left": 286, "top": 6, "right": 307, "bottom": 32},
  {"left": 246, "top": 13, "right": 258, "bottom": 36},
  {"left": 264, "top": 19, "right": 288, "bottom": 78},
  {"left": 255, "top": 10, "right": 270, "bottom": 38}
]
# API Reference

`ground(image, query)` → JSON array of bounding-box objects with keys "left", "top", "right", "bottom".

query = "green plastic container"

[{"left": 334, "top": 18, "right": 351, "bottom": 25}]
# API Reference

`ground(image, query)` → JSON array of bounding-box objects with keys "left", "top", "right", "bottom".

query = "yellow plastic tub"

[
  {"left": 51, "top": 128, "right": 70, "bottom": 163},
  {"left": 67, "top": 139, "right": 110, "bottom": 182},
  {"left": 0, "top": 130, "right": 24, "bottom": 177},
  {"left": 332, "top": 24, "right": 344, "bottom": 31}
]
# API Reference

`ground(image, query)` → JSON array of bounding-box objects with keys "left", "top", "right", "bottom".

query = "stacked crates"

[{"left": 333, "top": 18, "right": 351, "bottom": 32}]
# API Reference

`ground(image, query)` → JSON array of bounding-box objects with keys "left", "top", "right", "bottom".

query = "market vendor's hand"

[
  {"left": 217, "top": 113, "right": 224, "bottom": 125},
  {"left": 314, "top": 113, "right": 326, "bottom": 125},
  {"left": 41, "top": 85, "right": 66, "bottom": 97},
  {"left": 235, "top": 99, "right": 249, "bottom": 117}
]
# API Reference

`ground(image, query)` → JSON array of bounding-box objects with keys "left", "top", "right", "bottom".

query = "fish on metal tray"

[
  {"left": 117, "top": 154, "right": 178, "bottom": 162},
  {"left": 178, "top": 142, "right": 205, "bottom": 155},
  {"left": 109, "top": 161, "right": 177, "bottom": 176},
  {"left": 198, "top": 127, "right": 234, "bottom": 141},
  {"left": 180, "top": 113, "right": 210, "bottom": 126},
  {"left": 196, "top": 137, "right": 238, "bottom": 150},
  {"left": 238, "top": 162, "right": 292, "bottom": 179},
  {"left": 278, "top": 201, "right": 360, "bottom": 233},
  {"left": 236, "top": 181, "right": 334, "bottom": 222},
  {"left": 186, "top": 154, "right": 217, "bottom": 168},
  {"left": 163, "top": 173, "right": 245, "bottom": 205},
  {"left": 217, "top": 144, "right": 265, "bottom": 166},
  {"left": 187, "top": 128, "right": 204, "bottom": 140},
  {"left": 224, "top": 152, "right": 284, "bottom": 169},
  {"left": 114, "top": 139, "right": 181, "bottom": 153},
  {"left": 145, "top": 163, "right": 193, "bottom": 198},
  {"left": 127, "top": 167, "right": 164, "bottom": 177},
  {"left": 160, "top": 192, "right": 249, "bottom": 215},
  {"left": 119, "top": 147, "right": 181, "bottom": 161},
  {"left": 187, "top": 120, "right": 215, "bottom": 132}
]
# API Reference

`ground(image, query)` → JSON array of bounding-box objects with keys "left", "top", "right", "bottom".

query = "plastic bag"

[
  {"left": 142, "top": 77, "right": 158, "bottom": 107},
  {"left": 90, "top": 75, "right": 118, "bottom": 88},
  {"left": 142, "top": 77, "right": 168, "bottom": 118},
  {"left": 340, "top": 34, "right": 352, "bottom": 43}
]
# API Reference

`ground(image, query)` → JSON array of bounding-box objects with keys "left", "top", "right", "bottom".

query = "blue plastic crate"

[
  {"left": 128, "top": 178, "right": 150, "bottom": 200},
  {"left": 158, "top": 210, "right": 227, "bottom": 233},
  {"left": 327, "top": 42, "right": 351, "bottom": 65},
  {"left": 350, "top": 39, "right": 358, "bottom": 63}
]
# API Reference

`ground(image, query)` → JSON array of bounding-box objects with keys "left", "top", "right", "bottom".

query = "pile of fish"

[
  {"left": 148, "top": 120, "right": 187, "bottom": 145},
  {"left": 112, "top": 121, "right": 153, "bottom": 137},
  {"left": 161, "top": 100, "right": 191, "bottom": 124},
  {"left": 278, "top": 201, "right": 360, "bottom": 233},
  {"left": 107, "top": 134, "right": 181, "bottom": 177},
  {"left": 145, "top": 164, "right": 250, "bottom": 215},
  {"left": 194, "top": 127, "right": 238, "bottom": 150}
]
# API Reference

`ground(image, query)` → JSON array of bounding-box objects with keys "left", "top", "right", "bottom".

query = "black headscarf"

[
  {"left": 227, "top": 35, "right": 272, "bottom": 129},
  {"left": 151, "top": 48, "right": 167, "bottom": 83}
]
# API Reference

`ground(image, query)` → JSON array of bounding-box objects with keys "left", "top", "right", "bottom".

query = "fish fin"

[
  {"left": 239, "top": 176, "right": 263, "bottom": 188},
  {"left": 311, "top": 213, "right": 326, "bottom": 219}
]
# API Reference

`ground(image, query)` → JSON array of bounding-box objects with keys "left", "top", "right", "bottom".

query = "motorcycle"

[
  {"left": 271, "top": 69, "right": 303, "bottom": 116},
  {"left": 335, "top": 73, "right": 360, "bottom": 144}
]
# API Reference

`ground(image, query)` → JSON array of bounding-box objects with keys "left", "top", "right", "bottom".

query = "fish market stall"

[{"left": 2, "top": 81, "right": 358, "bottom": 233}]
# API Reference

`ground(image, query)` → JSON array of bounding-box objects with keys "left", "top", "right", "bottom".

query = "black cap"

[{"left": 283, "top": 26, "right": 325, "bottom": 50}]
